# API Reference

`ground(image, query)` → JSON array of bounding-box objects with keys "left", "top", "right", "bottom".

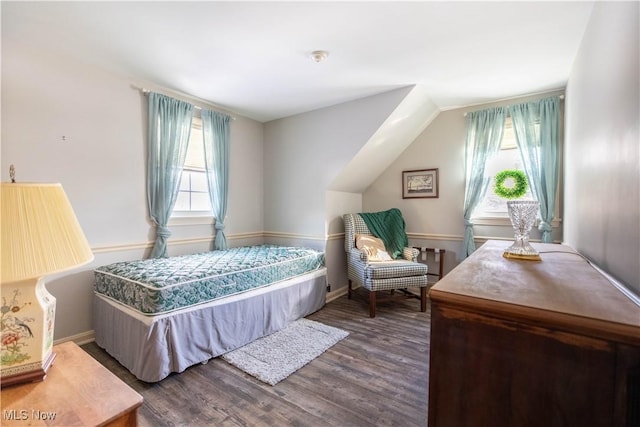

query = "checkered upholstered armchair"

[{"left": 343, "top": 211, "right": 428, "bottom": 317}]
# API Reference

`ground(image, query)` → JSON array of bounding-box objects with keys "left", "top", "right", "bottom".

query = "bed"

[{"left": 92, "top": 244, "right": 327, "bottom": 382}]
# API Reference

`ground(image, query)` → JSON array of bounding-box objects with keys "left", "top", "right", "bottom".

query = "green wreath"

[{"left": 494, "top": 169, "right": 528, "bottom": 199}]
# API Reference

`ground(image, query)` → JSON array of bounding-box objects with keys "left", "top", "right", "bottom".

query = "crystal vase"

[{"left": 504, "top": 200, "right": 541, "bottom": 261}]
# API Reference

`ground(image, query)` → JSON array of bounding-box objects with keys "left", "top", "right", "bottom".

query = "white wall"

[
  {"left": 364, "top": 90, "right": 565, "bottom": 273},
  {"left": 564, "top": 2, "right": 639, "bottom": 296},
  {"left": 263, "top": 87, "right": 413, "bottom": 238},
  {"left": 324, "top": 191, "right": 362, "bottom": 295},
  {"left": 1, "top": 40, "right": 265, "bottom": 341}
]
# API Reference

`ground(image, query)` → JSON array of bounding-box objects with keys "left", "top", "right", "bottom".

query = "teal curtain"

[
  {"left": 147, "top": 92, "right": 193, "bottom": 258},
  {"left": 202, "top": 109, "right": 231, "bottom": 250},
  {"left": 462, "top": 107, "right": 506, "bottom": 258},
  {"left": 509, "top": 96, "right": 560, "bottom": 243}
]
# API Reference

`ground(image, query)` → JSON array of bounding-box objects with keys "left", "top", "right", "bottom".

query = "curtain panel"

[
  {"left": 509, "top": 96, "right": 560, "bottom": 243},
  {"left": 147, "top": 92, "right": 193, "bottom": 258},
  {"left": 202, "top": 109, "right": 232, "bottom": 250},
  {"left": 462, "top": 107, "right": 507, "bottom": 258}
]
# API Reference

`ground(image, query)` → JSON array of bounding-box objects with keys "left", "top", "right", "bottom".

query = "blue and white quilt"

[{"left": 94, "top": 245, "right": 325, "bottom": 315}]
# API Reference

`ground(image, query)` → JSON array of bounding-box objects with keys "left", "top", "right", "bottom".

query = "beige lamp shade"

[{"left": 1, "top": 182, "right": 94, "bottom": 283}]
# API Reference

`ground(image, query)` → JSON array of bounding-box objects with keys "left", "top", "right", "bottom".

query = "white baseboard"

[
  {"left": 54, "top": 330, "right": 95, "bottom": 347},
  {"left": 326, "top": 287, "right": 348, "bottom": 302}
]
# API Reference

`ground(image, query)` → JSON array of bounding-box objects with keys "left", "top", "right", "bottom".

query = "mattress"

[{"left": 94, "top": 245, "right": 325, "bottom": 315}]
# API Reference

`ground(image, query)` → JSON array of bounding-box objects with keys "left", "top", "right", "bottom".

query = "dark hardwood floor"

[{"left": 82, "top": 293, "right": 431, "bottom": 427}]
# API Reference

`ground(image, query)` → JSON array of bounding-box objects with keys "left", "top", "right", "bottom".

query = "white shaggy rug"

[{"left": 221, "top": 318, "right": 349, "bottom": 386}]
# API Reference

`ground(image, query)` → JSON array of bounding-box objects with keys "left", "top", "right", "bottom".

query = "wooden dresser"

[
  {"left": 1, "top": 341, "right": 143, "bottom": 426},
  {"left": 428, "top": 240, "right": 640, "bottom": 427}
]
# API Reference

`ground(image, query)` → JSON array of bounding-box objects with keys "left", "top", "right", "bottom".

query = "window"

[
  {"left": 173, "top": 117, "right": 212, "bottom": 215},
  {"left": 473, "top": 117, "right": 535, "bottom": 218}
]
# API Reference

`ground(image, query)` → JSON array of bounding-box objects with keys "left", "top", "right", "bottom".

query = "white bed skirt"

[{"left": 93, "top": 268, "right": 327, "bottom": 382}]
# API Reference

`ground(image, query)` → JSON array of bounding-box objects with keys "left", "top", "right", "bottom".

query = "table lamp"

[{"left": 1, "top": 167, "right": 94, "bottom": 387}]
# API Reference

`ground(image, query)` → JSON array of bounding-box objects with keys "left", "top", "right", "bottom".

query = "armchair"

[{"left": 343, "top": 209, "right": 428, "bottom": 317}]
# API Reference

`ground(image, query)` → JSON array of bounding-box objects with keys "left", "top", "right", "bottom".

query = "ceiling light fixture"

[{"left": 310, "top": 50, "right": 329, "bottom": 63}]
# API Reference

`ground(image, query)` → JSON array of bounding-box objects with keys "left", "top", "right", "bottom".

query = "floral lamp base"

[
  {"left": 1, "top": 277, "right": 56, "bottom": 388},
  {"left": 503, "top": 200, "right": 542, "bottom": 262},
  {"left": 1, "top": 351, "right": 56, "bottom": 387}
]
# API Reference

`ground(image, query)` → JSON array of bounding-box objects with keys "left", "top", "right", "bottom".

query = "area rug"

[{"left": 221, "top": 318, "right": 349, "bottom": 385}]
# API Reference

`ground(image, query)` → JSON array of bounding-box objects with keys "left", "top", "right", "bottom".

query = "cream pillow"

[{"left": 355, "top": 234, "right": 393, "bottom": 262}]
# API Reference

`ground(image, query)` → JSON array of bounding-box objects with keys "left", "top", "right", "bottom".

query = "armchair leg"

[
  {"left": 369, "top": 291, "right": 377, "bottom": 318},
  {"left": 348, "top": 280, "right": 352, "bottom": 299},
  {"left": 420, "top": 287, "right": 427, "bottom": 312}
]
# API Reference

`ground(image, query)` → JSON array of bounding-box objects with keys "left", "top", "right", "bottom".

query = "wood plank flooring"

[{"left": 82, "top": 294, "right": 431, "bottom": 427}]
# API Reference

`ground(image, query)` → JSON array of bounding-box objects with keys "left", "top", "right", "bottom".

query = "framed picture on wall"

[{"left": 402, "top": 168, "right": 439, "bottom": 199}]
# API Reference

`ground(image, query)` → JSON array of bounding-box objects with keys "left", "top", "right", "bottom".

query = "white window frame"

[{"left": 170, "top": 116, "right": 214, "bottom": 225}]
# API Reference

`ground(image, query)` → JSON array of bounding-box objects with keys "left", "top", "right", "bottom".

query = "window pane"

[
  {"left": 179, "top": 172, "right": 190, "bottom": 191},
  {"left": 174, "top": 192, "right": 190, "bottom": 211},
  {"left": 191, "top": 192, "right": 212, "bottom": 211},
  {"left": 184, "top": 118, "right": 205, "bottom": 169},
  {"left": 171, "top": 118, "right": 213, "bottom": 217},
  {"left": 501, "top": 117, "right": 518, "bottom": 149},
  {"left": 190, "top": 171, "right": 209, "bottom": 192}
]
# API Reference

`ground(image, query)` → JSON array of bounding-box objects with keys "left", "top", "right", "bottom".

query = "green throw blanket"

[{"left": 358, "top": 208, "right": 408, "bottom": 259}]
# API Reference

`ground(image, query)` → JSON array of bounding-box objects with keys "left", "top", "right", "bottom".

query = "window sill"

[
  {"left": 471, "top": 216, "right": 511, "bottom": 226},
  {"left": 471, "top": 216, "right": 562, "bottom": 227},
  {"left": 169, "top": 213, "right": 214, "bottom": 226}
]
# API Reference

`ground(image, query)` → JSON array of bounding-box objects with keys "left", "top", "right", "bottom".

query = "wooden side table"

[
  {"left": 412, "top": 246, "right": 446, "bottom": 284},
  {"left": 1, "top": 341, "right": 143, "bottom": 426}
]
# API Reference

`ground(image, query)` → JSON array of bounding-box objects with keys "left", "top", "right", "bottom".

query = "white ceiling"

[{"left": 2, "top": 1, "right": 594, "bottom": 122}]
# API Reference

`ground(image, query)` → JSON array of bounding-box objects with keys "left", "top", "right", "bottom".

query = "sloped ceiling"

[
  {"left": 2, "top": 1, "right": 594, "bottom": 123},
  {"left": 328, "top": 85, "right": 440, "bottom": 193}
]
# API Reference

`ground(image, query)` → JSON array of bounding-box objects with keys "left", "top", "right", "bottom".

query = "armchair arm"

[
  {"left": 402, "top": 247, "right": 420, "bottom": 262},
  {"left": 348, "top": 247, "right": 371, "bottom": 264}
]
